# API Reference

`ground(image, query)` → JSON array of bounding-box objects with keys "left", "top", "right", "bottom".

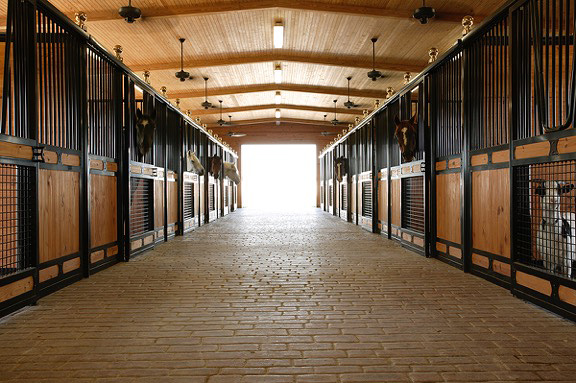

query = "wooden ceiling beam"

[
  {"left": 189, "top": 103, "right": 364, "bottom": 116},
  {"left": 61, "top": 1, "right": 480, "bottom": 24},
  {"left": 168, "top": 83, "right": 388, "bottom": 99},
  {"left": 207, "top": 117, "right": 348, "bottom": 127},
  {"left": 129, "top": 51, "right": 425, "bottom": 73}
]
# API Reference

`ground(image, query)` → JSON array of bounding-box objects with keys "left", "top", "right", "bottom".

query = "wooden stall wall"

[
  {"left": 430, "top": 52, "right": 464, "bottom": 267},
  {"left": 318, "top": 0, "right": 576, "bottom": 320},
  {"left": 0, "top": 0, "right": 238, "bottom": 319}
]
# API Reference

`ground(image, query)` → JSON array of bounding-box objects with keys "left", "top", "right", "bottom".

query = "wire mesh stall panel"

[
  {"left": 129, "top": 176, "right": 154, "bottom": 253},
  {"left": 513, "top": 160, "right": 576, "bottom": 317},
  {"left": 87, "top": 45, "right": 121, "bottom": 270},
  {"left": 0, "top": 165, "right": 34, "bottom": 278},
  {"left": 466, "top": 15, "right": 513, "bottom": 282},
  {"left": 182, "top": 173, "right": 197, "bottom": 233},
  {"left": 430, "top": 52, "right": 464, "bottom": 265},
  {"left": 361, "top": 180, "right": 372, "bottom": 219}
]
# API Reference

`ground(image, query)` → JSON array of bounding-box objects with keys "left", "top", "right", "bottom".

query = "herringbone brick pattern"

[{"left": 1, "top": 208, "right": 575, "bottom": 382}]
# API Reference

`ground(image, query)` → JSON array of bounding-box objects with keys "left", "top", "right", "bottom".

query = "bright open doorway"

[{"left": 241, "top": 144, "right": 317, "bottom": 210}]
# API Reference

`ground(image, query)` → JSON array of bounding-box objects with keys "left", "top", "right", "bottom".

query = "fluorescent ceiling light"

[
  {"left": 275, "top": 91, "right": 282, "bottom": 104},
  {"left": 274, "top": 65, "right": 282, "bottom": 84},
  {"left": 275, "top": 109, "right": 281, "bottom": 118},
  {"left": 273, "top": 22, "right": 284, "bottom": 49}
]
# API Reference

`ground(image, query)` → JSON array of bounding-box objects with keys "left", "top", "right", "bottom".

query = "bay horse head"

[
  {"left": 394, "top": 114, "right": 418, "bottom": 163},
  {"left": 334, "top": 157, "right": 348, "bottom": 183},
  {"left": 135, "top": 108, "right": 156, "bottom": 159},
  {"left": 186, "top": 150, "right": 205, "bottom": 176},
  {"left": 210, "top": 155, "right": 223, "bottom": 179}
]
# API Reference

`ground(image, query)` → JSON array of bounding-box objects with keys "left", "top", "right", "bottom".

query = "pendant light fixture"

[
  {"left": 201, "top": 77, "right": 212, "bottom": 109},
  {"left": 367, "top": 38, "right": 382, "bottom": 81},
  {"left": 119, "top": 0, "right": 141, "bottom": 23},
  {"left": 175, "top": 38, "right": 191, "bottom": 82},
  {"left": 331, "top": 100, "right": 339, "bottom": 125},
  {"left": 217, "top": 100, "right": 226, "bottom": 125}
]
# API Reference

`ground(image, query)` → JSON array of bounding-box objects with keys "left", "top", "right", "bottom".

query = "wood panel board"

[{"left": 90, "top": 174, "right": 118, "bottom": 248}]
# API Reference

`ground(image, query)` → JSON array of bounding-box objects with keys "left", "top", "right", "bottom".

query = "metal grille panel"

[
  {"left": 515, "top": 161, "right": 576, "bottom": 279},
  {"left": 129, "top": 177, "right": 153, "bottom": 237},
  {"left": 225, "top": 185, "right": 229, "bottom": 207},
  {"left": 402, "top": 176, "right": 425, "bottom": 233},
  {"left": 183, "top": 182, "right": 194, "bottom": 221},
  {"left": 362, "top": 181, "right": 372, "bottom": 218},
  {"left": 329, "top": 185, "right": 333, "bottom": 206},
  {"left": 209, "top": 184, "right": 215, "bottom": 211},
  {"left": 0, "top": 165, "right": 34, "bottom": 278},
  {"left": 341, "top": 183, "right": 348, "bottom": 211}
]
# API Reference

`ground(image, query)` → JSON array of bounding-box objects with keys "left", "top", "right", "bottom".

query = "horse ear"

[
  {"left": 410, "top": 114, "right": 418, "bottom": 125},
  {"left": 557, "top": 181, "right": 575, "bottom": 195},
  {"left": 531, "top": 179, "right": 546, "bottom": 196},
  {"left": 136, "top": 108, "right": 143, "bottom": 120},
  {"left": 149, "top": 108, "right": 157, "bottom": 121},
  {"left": 394, "top": 115, "right": 401, "bottom": 125}
]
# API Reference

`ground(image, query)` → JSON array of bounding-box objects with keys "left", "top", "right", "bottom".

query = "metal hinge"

[{"left": 32, "top": 146, "right": 45, "bottom": 163}]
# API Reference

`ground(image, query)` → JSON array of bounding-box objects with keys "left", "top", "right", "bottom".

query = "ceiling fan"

[
  {"left": 201, "top": 77, "right": 213, "bottom": 109},
  {"left": 119, "top": 0, "right": 141, "bottom": 23},
  {"left": 343, "top": 77, "right": 360, "bottom": 108},
  {"left": 331, "top": 100, "right": 343, "bottom": 125},
  {"left": 175, "top": 38, "right": 191, "bottom": 82},
  {"left": 217, "top": 102, "right": 233, "bottom": 126},
  {"left": 320, "top": 131, "right": 338, "bottom": 136},
  {"left": 226, "top": 117, "right": 246, "bottom": 136},
  {"left": 367, "top": 37, "right": 383, "bottom": 81},
  {"left": 413, "top": 0, "right": 436, "bottom": 24}
]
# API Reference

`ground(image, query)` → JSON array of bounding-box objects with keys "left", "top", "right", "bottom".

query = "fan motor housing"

[
  {"left": 413, "top": 6, "right": 436, "bottom": 24},
  {"left": 119, "top": 5, "right": 141, "bottom": 23},
  {"left": 175, "top": 70, "right": 190, "bottom": 81},
  {"left": 367, "top": 69, "right": 382, "bottom": 81}
]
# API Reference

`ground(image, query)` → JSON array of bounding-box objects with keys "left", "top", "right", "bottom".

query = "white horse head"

[
  {"left": 223, "top": 162, "right": 240, "bottom": 184},
  {"left": 186, "top": 150, "right": 205, "bottom": 175}
]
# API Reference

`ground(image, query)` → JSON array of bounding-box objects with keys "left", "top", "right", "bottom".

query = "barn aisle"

[{"left": 1, "top": 208, "right": 576, "bottom": 383}]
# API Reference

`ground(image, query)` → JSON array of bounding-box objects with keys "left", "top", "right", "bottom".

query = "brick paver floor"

[{"left": 1, "top": 208, "right": 576, "bottom": 383}]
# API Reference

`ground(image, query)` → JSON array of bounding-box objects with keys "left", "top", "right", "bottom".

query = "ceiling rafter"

[
  {"left": 207, "top": 117, "right": 345, "bottom": 127},
  {"left": 129, "top": 51, "right": 425, "bottom": 73},
  {"left": 189, "top": 103, "right": 365, "bottom": 116},
  {"left": 62, "top": 1, "right": 481, "bottom": 23},
  {"left": 167, "top": 83, "right": 389, "bottom": 99}
]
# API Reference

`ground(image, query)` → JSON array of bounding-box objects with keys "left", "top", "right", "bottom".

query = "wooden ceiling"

[{"left": 0, "top": 0, "right": 509, "bottom": 130}]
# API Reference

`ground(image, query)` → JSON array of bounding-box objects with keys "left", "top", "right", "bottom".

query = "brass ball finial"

[
  {"left": 429, "top": 47, "right": 438, "bottom": 63},
  {"left": 160, "top": 86, "right": 167, "bottom": 98},
  {"left": 355, "top": 116, "right": 361, "bottom": 125},
  {"left": 404, "top": 72, "right": 412, "bottom": 85},
  {"left": 175, "top": 98, "right": 180, "bottom": 109},
  {"left": 374, "top": 99, "right": 380, "bottom": 109},
  {"left": 462, "top": 16, "right": 474, "bottom": 36},
  {"left": 386, "top": 87, "right": 395, "bottom": 99},
  {"left": 143, "top": 70, "right": 150, "bottom": 84},
  {"left": 113, "top": 45, "right": 123, "bottom": 62},
  {"left": 75, "top": 12, "right": 87, "bottom": 31}
]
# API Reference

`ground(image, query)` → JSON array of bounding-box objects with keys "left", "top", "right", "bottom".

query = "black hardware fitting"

[
  {"left": 549, "top": 139, "right": 559, "bottom": 156},
  {"left": 32, "top": 146, "right": 45, "bottom": 163}
]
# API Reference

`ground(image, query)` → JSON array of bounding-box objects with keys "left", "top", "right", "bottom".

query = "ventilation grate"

[
  {"left": 183, "top": 182, "right": 194, "bottom": 221},
  {"left": 209, "top": 184, "right": 215, "bottom": 211},
  {"left": 341, "top": 183, "right": 348, "bottom": 211},
  {"left": 402, "top": 176, "right": 425, "bottom": 233},
  {"left": 130, "top": 177, "right": 153, "bottom": 237},
  {"left": 362, "top": 181, "right": 372, "bottom": 218}
]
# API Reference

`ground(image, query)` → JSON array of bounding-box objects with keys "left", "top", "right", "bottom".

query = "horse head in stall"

[
  {"left": 186, "top": 150, "right": 205, "bottom": 176},
  {"left": 209, "top": 155, "right": 223, "bottom": 179},
  {"left": 394, "top": 114, "right": 418, "bottom": 163},
  {"left": 334, "top": 157, "right": 348, "bottom": 183},
  {"left": 223, "top": 162, "right": 240, "bottom": 184},
  {"left": 135, "top": 108, "right": 157, "bottom": 159}
]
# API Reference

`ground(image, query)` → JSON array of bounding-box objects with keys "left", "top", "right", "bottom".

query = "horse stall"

[
  {"left": 205, "top": 141, "right": 221, "bottom": 223},
  {"left": 334, "top": 142, "right": 350, "bottom": 222},
  {"left": 182, "top": 121, "right": 202, "bottom": 233},
  {"left": 0, "top": 0, "right": 238, "bottom": 318},
  {"left": 319, "top": 0, "right": 576, "bottom": 320}
]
